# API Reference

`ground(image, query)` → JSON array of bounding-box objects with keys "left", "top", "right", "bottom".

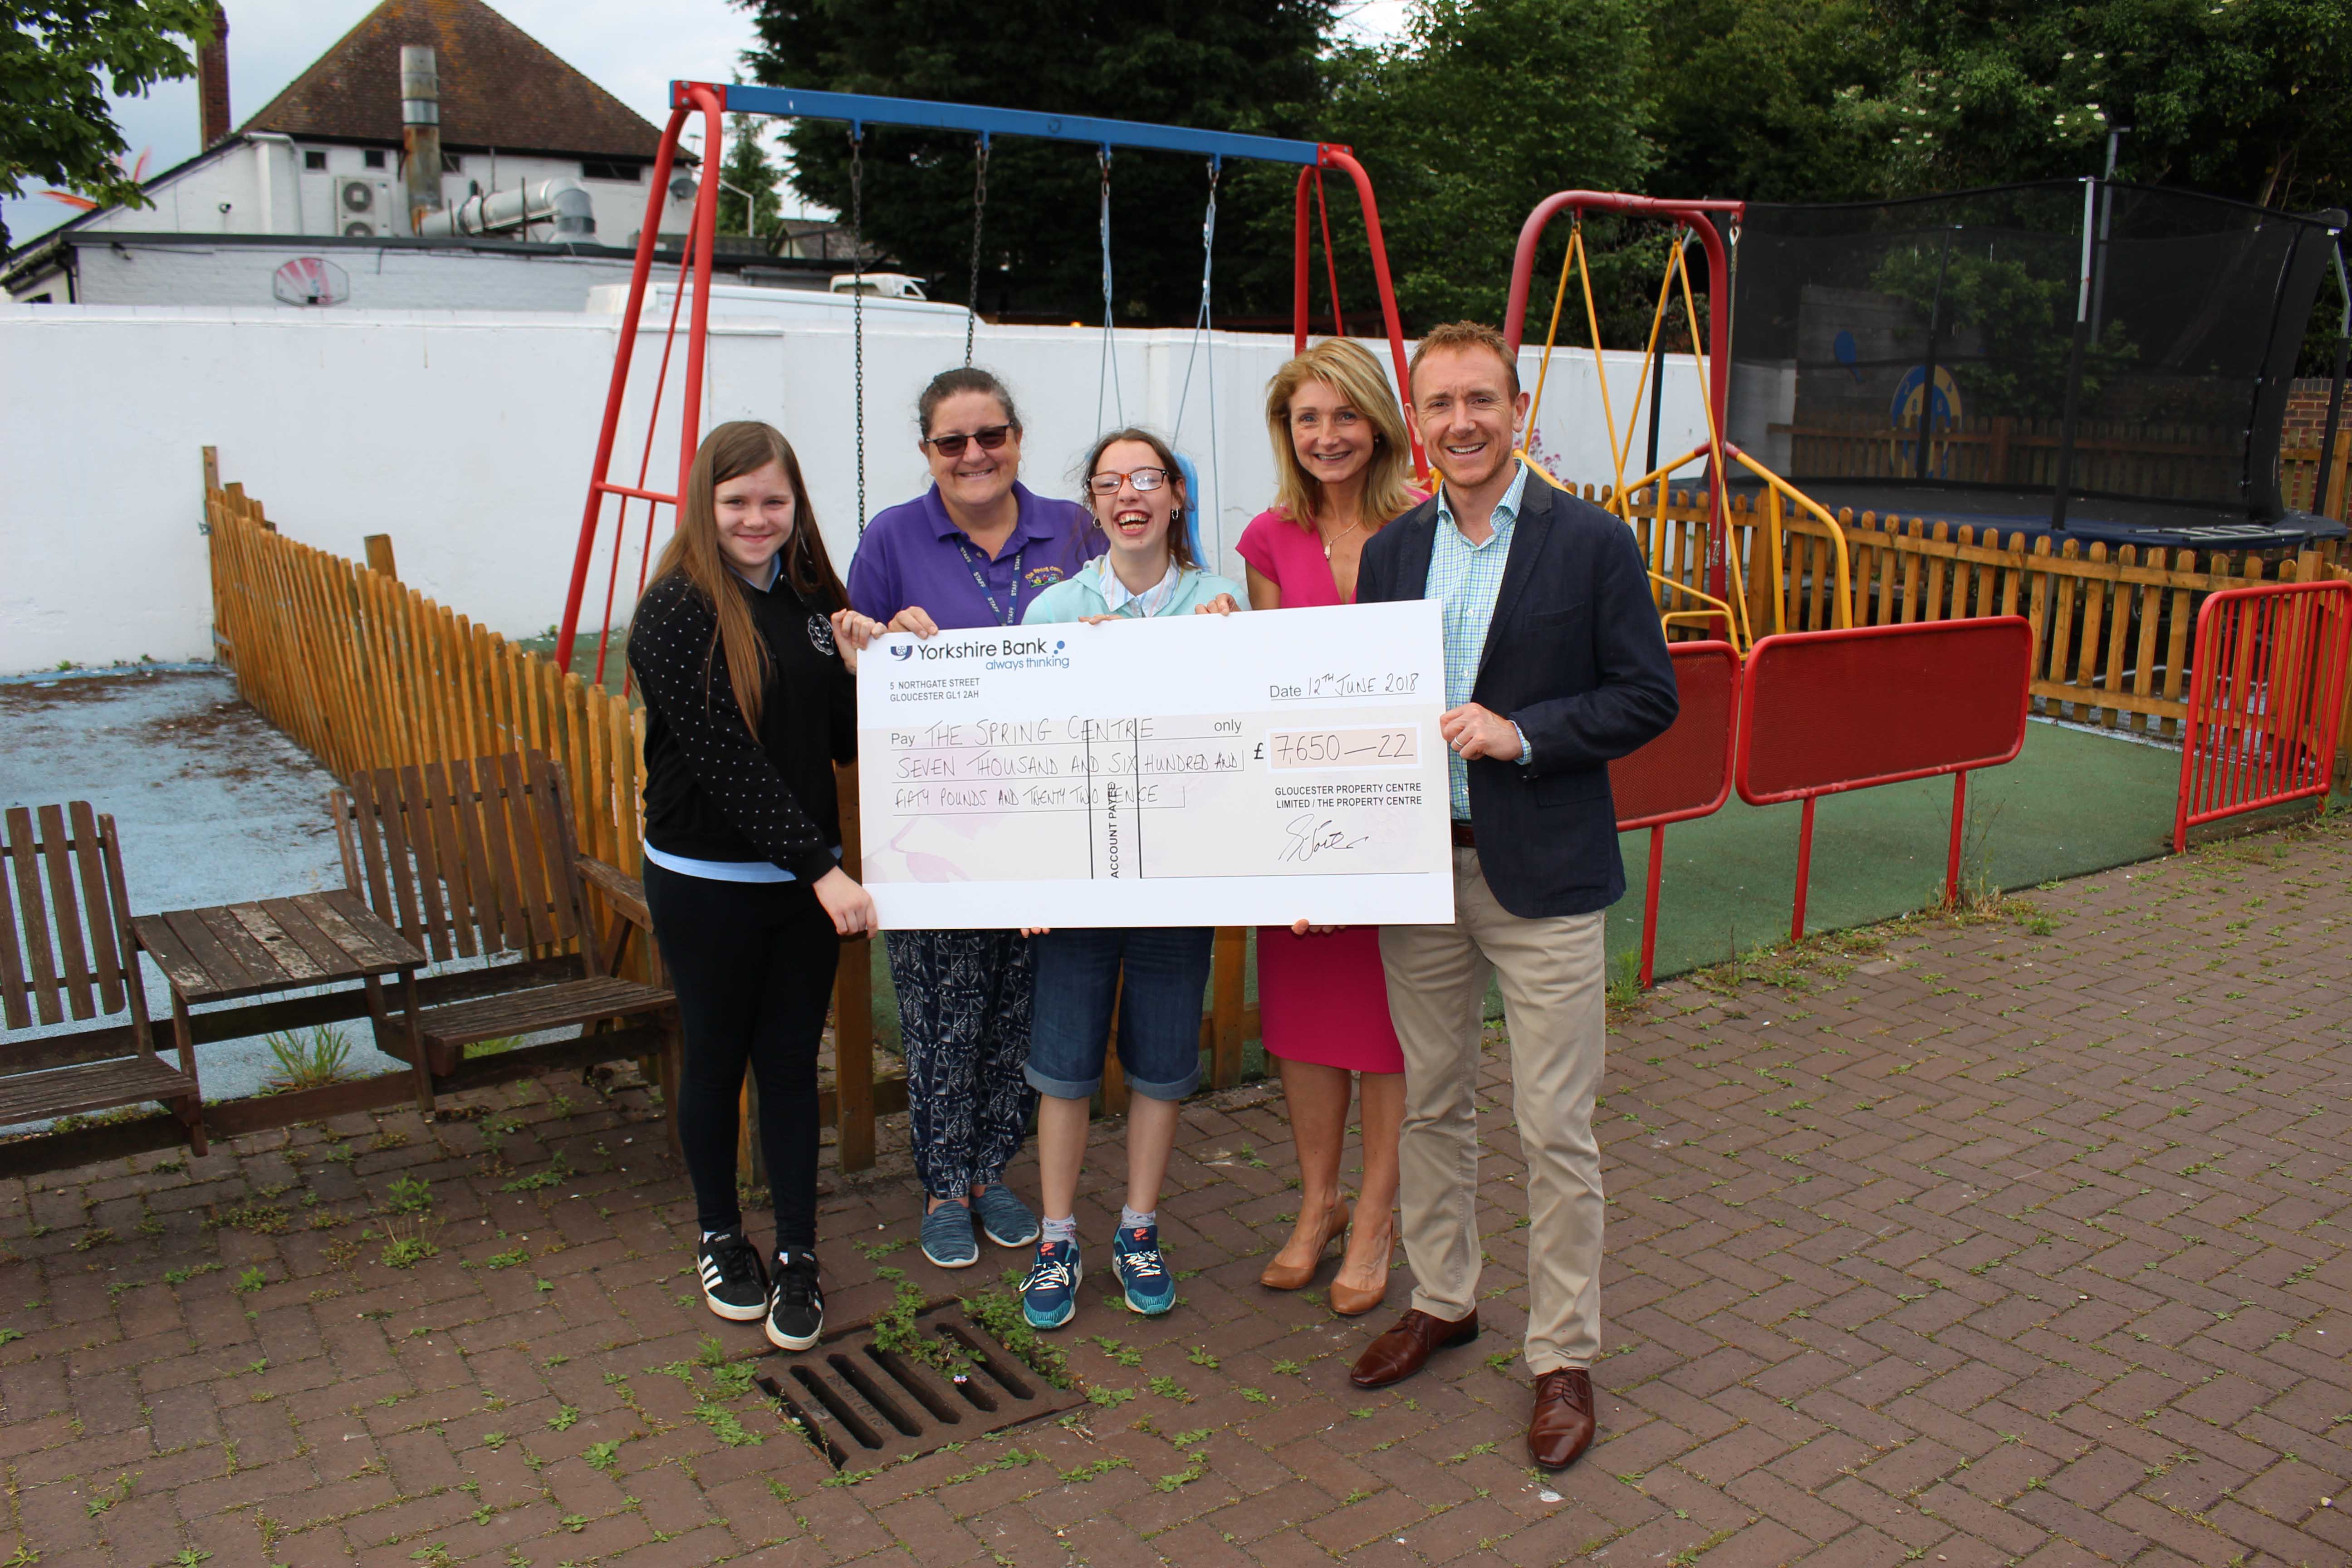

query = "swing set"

[
  {"left": 1500, "top": 191, "right": 1855, "bottom": 652},
  {"left": 554, "top": 81, "right": 1426, "bottom": 682}
]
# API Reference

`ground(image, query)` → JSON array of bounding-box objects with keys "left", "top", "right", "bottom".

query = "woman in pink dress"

[{"left": 1236, "top": 338, "right": 1426, "bottom": 1315}]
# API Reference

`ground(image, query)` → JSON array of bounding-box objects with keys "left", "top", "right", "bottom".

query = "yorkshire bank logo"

[{"left": 898, "top": 637, "right": 1065, "bottom": 663}]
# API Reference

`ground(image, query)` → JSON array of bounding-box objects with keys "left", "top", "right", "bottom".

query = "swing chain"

[
  {"left": 1174, "top": 157, "right": 1220, "bottom": 437},
  {"left": 1096, "top": 147, "right": 1122, "bottom": 430},
  {"left": 964, "top": 135, "right": 989, "bottom": 367},
  {"left": 849, "top": 126, "right": 867, "bottom": 531}
]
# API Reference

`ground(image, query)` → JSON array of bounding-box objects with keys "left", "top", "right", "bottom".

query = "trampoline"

[{"left": 1729, "top": 181, "right": 2349, "bottom": 554}]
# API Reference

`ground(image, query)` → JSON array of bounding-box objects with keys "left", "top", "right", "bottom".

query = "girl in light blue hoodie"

[{"left": 1014, "top": 426, "right": 1242, "bottom": 1332}]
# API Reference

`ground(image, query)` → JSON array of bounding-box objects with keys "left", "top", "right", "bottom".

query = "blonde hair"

[
  {"left": 645, "top": 421, "right": 844, "bottom": 734},
  {"left": 1263, "top": 339, "right": 1419, "bottom": 532}
]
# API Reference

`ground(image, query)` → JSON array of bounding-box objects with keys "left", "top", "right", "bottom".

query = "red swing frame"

[{"left": 555, "top": 83, "right": 1422, "bottom": 679}]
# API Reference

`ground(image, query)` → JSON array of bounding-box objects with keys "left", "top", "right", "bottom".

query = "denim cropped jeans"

[{"left": 1024, "top": 926, "right": 1213, "bottom": 1102}]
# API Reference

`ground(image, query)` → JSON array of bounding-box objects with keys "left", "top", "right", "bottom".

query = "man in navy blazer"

[{"left": 1345, "top": 322, "right": 1677, "bottom": 1473}]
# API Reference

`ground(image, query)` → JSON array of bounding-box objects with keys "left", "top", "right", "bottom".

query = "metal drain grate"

[{"left": 755, "top": 1302, "right": 1083, "bottom": 1469}]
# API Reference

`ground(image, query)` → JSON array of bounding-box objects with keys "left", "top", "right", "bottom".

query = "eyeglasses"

[
  {"left": 1085, "top": 467, "right": 1171, "bottom": 496},
  {"left": 922, "top": 424, "right": 1012, "bottom": 457}
]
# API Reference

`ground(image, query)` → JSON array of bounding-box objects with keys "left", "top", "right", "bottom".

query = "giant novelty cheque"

[{"left": 858, "top": 601, "right": 1455, "bottom": 929}]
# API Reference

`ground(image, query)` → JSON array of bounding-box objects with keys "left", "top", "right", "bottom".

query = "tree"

[
  {"left": 1, "top": 0, "right": 217, "bottom": 250},
  {"left": 1316, "top": 0, "right": 1660, "bottom": 334},
  {"left": 1645, "top": 0, "right": 1885, "bottom": 205},
  {"left": 715, "top": 112, "right": 782, "bottom": 240},
  {"left": 1818, "top": 0, "right": 2352, "bottom": 210},
  {"left": 734, "top": 0, "right": 1333, "bottom": 324}
]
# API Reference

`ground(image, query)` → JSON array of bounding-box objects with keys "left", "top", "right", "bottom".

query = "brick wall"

[{"left": 2285, "top": 377, "right": 2343, "bottom": 445}]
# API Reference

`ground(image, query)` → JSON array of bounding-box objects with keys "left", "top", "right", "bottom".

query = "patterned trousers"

[{"left": 887, "top": 929, "right": 1039, "bottom": 1200}]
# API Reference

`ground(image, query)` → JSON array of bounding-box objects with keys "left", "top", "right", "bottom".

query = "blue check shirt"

[{"left": 1427, "top": 461, "right": 1535, "bottom": 821}]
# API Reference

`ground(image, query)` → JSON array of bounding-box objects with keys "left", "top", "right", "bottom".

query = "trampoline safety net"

[{"left": 1730, "top": 181, "right": 2344, "bottom": 521}]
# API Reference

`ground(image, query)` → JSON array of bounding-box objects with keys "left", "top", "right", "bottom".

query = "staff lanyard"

[{"left": 952, "top": 534, "right": 1026, "bottom": 627}]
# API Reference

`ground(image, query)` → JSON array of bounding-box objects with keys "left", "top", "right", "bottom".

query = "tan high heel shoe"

[
  {"left": 1326, "top": 1220, "right": 1393, "bottom": 1317},
  {"left": 1259, "top": 1199, "right": 1351, "bottom": 1290}
]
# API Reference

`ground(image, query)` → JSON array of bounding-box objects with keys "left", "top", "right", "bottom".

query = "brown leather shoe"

[
  {"left": 1348, "top": 1308, "right": 1478, "bottom": 1388},
  {"left": 1528, "top": 1367, "right": 1596, "bottom": 1472}
]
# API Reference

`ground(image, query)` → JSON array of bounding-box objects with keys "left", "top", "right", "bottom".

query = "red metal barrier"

[
  {"left": 2174, "top": 581, "right": 2352, "bottom": 852},
  {"left": 1609, "top": 641, "right": 1739, "bottom": 987},
  {"left": 1737, "top": 617, "right": 2033, "bottom": 940}
]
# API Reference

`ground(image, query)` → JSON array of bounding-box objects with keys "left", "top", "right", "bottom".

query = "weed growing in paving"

[
  {"left": 501, "top": 1153, "right": 573, "bottom": 1192},
  {"left": 378, "top": 1215, "right": 440, "bottom": 1269},
  {"left": 870, "top": 1266, "right": 964, "bottom": 1379},
  {"left": 383, "top": 1176, "right": 433, "bottom": 1214},
  {"left": 1058, "top": 1455, "right": 1131, "bottom": 1483},
  {"left": 263, "top": 1025, "right": 354, "bottom": 1091},
  {"left": 941, "top": 1447, "right": 1033, "bottom": 1485},
  {"left": 1154, "top": 1450, "right": 1210, "bottom": 1492},
  {"left": 961, "top": 1283, "right": 1070, "bottom": 1388},
  {"left": 83, "top": 1473, "right": 134, "bottom": 1517}
]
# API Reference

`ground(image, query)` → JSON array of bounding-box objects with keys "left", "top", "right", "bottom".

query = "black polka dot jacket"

[{"left": 628, "top": 569, "right": 855, "bottom": 882}]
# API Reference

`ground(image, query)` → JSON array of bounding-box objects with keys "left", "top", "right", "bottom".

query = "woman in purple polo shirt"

[{"left": 847, "top": 367, "right": 1102, "bottom": 1271}]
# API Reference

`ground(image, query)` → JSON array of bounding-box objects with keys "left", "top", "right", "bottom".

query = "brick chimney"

[{"left": 197, "top": 5, "right": 231, "bottom": 148}]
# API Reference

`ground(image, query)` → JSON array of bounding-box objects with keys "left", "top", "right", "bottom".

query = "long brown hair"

[
  {"left": 1078, "top": 426, "right": 1197, "bottom": 570},
  {"left": 1263, "top": 338, "right": 1418, "bottom": 531},
  {"left": 646, "top": 421, "right": 844, "bottom": 733}
]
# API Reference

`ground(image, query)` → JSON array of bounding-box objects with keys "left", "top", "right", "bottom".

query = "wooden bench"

[
  {"left": 1, "top": 804, "right": 206, "bottom": 1154},
  {"left": 330, "top": 751, "right": 677, "bottom": 1104}
]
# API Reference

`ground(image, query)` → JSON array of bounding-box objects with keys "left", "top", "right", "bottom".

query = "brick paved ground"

[{"left": 3, "top": 813, "right": 2347, "bottom": 1568}]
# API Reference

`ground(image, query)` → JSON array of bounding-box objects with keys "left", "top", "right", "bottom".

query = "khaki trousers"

[{"left": 1379, "top": 847, "right": 1607, "bottom": 1373}]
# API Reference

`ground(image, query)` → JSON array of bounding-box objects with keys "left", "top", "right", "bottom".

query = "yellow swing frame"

[{"left": 1517, "top": 218, "right": 1854, "bottom": 650}]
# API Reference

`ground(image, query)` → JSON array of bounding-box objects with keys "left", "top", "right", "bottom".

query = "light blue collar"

[
  {"left": 1435, "top": 459, "right": 1530, "bottom": 544},
  {"left": 730, "top": 554, "right": 783, "bottom": 593},
  {"left": 1094, "top": 555, "right": 1183, "bottom": 617}
]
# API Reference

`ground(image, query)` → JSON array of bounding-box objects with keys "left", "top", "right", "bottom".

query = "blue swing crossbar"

[{"left": 697, "top": 83, "right": 1325, "bottom": 165}]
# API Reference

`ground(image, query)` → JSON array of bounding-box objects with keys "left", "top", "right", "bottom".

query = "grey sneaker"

[
  {"left": 921, "top": 1200, "right": 980, "bottom": 1269},
  {"left": 973, "top": 1182, "right": 1039, "bottom": 1247}
]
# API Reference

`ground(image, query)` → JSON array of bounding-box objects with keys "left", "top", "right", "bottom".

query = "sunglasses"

[
  {"left": 922, "top": 424, "right": 1013, "bottom": 457},
  {"left": 1085, "top": 466, "right": 1172, "bottom": 496}
]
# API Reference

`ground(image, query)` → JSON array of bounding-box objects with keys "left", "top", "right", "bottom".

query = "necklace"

[{"left": 1317, "top": 515, "right": 1365, "bottom": 561}]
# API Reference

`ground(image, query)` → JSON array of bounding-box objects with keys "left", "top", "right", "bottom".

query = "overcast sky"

[{"left": 3, "top": 0, "right": 1414, "bottom": 251}]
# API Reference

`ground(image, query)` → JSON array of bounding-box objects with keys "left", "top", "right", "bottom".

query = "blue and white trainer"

[
  {"left": 972, "top": 1182, "right": 1039, "bottom": 1248},
  {"left": 920, "top": 1200, "right": 980, "bottom": 1269},
  {"left": 1020, "top": 1238, "right": 1083, "bottom": 1331},
  {"left": 1112, "top": 1223, "right": 1175, "bottom": 1316}
]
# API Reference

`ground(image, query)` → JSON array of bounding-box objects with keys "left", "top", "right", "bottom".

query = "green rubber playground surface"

[{"left": 1603, "top": 716, "right": 2189, "bottom": 983}]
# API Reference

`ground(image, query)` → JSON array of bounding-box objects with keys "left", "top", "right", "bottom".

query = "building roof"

[{"left": 240, "top": 0, "right": 664, "bottom": 162}]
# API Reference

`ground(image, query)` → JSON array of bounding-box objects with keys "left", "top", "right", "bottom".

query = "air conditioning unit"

[{"left": 339, "top": 177, "right": 378, "bottom": 235}]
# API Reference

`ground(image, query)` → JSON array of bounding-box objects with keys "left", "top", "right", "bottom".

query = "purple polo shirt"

[{"left": 847, "top": 481, "right": 1102, "bottom": 631}]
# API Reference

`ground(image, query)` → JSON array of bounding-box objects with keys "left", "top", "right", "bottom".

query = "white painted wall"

[
  {"left": 0, "top": 301, "right": 1711, "bottom": 675},
  {"left": 58, "top": 137, "right": 692, "bottom": 245},
  {"left": 61, "top": 240, "right": 680, "bottom": 313}
]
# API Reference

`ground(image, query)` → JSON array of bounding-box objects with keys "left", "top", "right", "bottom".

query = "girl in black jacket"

[{"left": 628, "top": 420, "right": 883, "bottom": 1351}]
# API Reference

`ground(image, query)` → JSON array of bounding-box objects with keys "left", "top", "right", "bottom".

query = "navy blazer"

[{"left": 1358, "top": 471, "right": 1678, "bottom": 918}]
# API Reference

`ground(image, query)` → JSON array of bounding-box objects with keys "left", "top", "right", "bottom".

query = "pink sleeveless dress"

[{"left": 1235, "top": 508, "right": 1406, "bottom": 1076}]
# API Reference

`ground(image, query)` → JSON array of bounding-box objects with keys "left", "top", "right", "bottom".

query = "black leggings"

[{"left": 642, "top": 858, "right": 839, "bottom": 1248}]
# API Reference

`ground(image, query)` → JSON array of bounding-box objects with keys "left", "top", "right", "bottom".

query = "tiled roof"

[{"left": 240, "top": 0, "right": 662, "bottom": 161}]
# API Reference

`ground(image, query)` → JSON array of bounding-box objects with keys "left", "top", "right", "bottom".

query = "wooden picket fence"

[{"left": 199, "top": 455, "right": 897, "bottom": 1164}]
